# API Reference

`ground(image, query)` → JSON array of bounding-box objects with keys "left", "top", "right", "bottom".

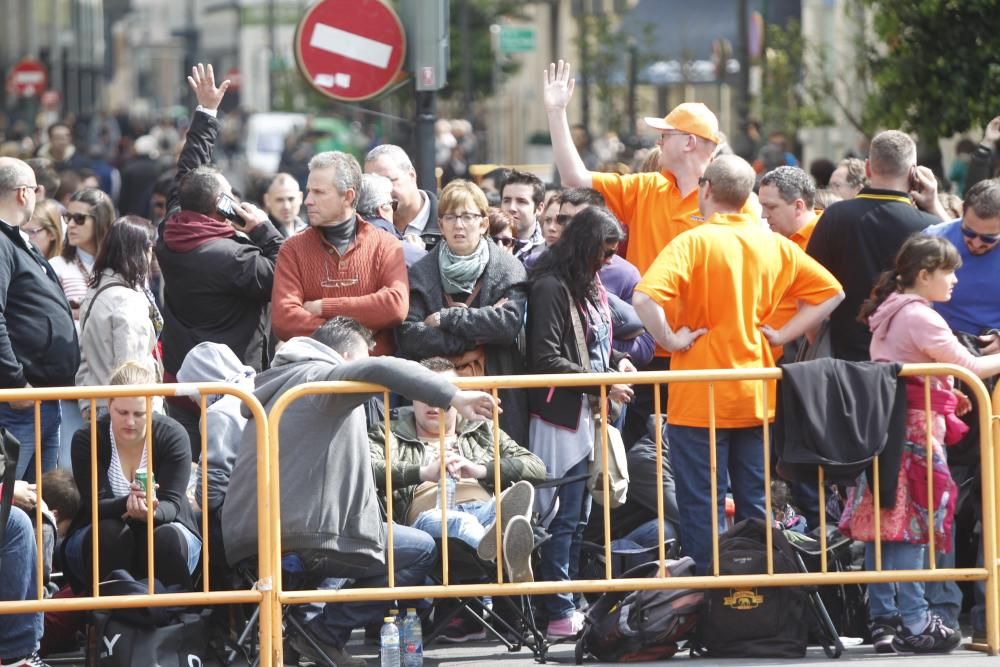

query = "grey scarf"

[{"left": 438, "top": 238, "right": 489, "bottom": 295}]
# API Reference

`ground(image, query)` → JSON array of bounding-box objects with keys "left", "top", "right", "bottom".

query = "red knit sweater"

[{"left": 271, "top": 219, "right": 408, "bottom": 355}]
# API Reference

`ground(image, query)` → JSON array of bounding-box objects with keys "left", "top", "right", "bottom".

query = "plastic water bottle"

[
  {"left": 380, "top": 616, "right": 400, "bottom": 667},
  {"left": 401, "top": 607, "right": 423, "bottom": 667},
  {"left": 438, "top": 475, "right": 457, "bottom": 510}
]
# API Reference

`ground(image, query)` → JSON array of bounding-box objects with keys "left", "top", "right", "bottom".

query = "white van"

[{"left": 244, "top": 112, "right": 307, "bottom": 175}]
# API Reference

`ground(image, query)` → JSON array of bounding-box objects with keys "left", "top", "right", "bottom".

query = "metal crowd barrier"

[
  {"left": 0, "top": 383, "right": 275, "bottom": 661},
  {"left": 2, "top": 364, "right": 998, "bottom": 666},
  {"left": 267, "top": 363, "right": 999, "bottom": 663}
]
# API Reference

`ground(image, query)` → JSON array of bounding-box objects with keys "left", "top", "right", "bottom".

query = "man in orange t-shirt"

[
  {"left": 758, "top": 166, "right": 823, "bottom": 361},
  {"left": 633, "top": 155, "right": 844, "bottom": 573}
]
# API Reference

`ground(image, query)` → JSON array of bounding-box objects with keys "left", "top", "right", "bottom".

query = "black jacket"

[
  {"left": 0, "top": 220, "right": 78, "bottom": 387},
  {"left": 398, "top": 240, "right": 529, "bottom": 444},
  {"left": 155, "top": 110, "right": 283, "bottom": 374},
  {"left": 526, "top": 274, "right": 625, "bottom": 429},
  {"left": 806, "top": 189, "right": 939, "bottom": 361},
  {"left": 776, "top": 358, "right": 906, "bottom": 508}
]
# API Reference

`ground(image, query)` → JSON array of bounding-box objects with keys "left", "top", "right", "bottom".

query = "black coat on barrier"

[{"left": 775, "top": 358, "right": 906, "bottom": 508}]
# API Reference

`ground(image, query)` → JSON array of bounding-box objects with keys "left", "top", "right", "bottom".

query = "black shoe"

[
  {"left": 440, "top": 615, "right": 487, "bottom": 643},
  {"left": 870, "top": 614, "right": 901, "bottom": 654},
  {"left": 892, "top": 614, "right": 962, "bottom": 654}
]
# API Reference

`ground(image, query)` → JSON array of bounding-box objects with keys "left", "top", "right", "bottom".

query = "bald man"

[
  {"left": 263, "top": 172, "right": 307, "bottom": 238},
  {"left": 633, "top": 155, "right": 844, "bottom": 573},
  {"left": 0, "top": 157, "right": 79, "bottom": 481}
]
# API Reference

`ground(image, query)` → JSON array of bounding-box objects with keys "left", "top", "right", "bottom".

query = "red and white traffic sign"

[
  {"left": 8, "top": 58, "right": 48, "bottom": 98},
  {"left": 294, "top": 0, "right": 406, "bottom": 102}
]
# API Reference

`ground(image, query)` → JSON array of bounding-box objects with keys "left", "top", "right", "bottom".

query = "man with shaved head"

[
  {"left": 262, "top": 172, "right": 307, "bottom": 237},
  {"left": 0, "top": 157, "right": 79, "bottom": 481},
  {"left": 632, "top": 155, "right": 844, "bottom": 573}
]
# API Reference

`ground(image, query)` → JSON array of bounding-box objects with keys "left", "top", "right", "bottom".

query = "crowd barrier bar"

[
  {"left": 268, "top": 364, "right": 998, "bottom": 662},
  {"left": 0, "top": 382, "right": 275, "bottom": 663}
]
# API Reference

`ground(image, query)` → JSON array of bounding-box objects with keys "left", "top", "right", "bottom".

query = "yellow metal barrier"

[
  {"left": 0, "top": 383, "right": 274, "bottom": 663},
  {"left": 267, "top": 363, "right": 999, "bottom": 661},
  {"left": 2, "top": 363, "right": 996, "bottom": 664}
]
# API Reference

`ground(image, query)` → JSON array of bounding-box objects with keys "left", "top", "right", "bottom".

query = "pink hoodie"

[{"left": 869, "top": 291, "right": 991, "bottom": 377}]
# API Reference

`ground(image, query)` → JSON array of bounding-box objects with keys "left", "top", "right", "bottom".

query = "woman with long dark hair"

[
  {"left": 76, "top": 216, "right": 162, "bottom": 420},
  {"left": 526, "top": 206, "right": 636, "bottom": 637},
  {"left": 50, "top": 188, "right": 116, "bottom": 317}
]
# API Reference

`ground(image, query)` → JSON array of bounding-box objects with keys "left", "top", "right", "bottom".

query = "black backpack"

[
  {"left": 577, "top": 557, "right": 703, "bottom": 663},
  {"left": 693, "top": 518, "right": 811, "bottom": 658}
]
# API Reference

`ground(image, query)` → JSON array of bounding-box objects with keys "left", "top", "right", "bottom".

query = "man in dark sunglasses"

[{"left": 925, "top": 178, "right": 1000, "bottom": 349}]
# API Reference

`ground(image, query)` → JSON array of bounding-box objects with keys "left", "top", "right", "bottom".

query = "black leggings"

[{"left": 80, "top": 518, "right": 194, "bottom": 590}]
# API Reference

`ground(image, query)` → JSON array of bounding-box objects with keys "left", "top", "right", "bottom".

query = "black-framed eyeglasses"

[
  {"left": 961, "top": 225, "right": 1000, "bottom": 244},
  {"left": 698, "top": 176, "right": 711, "bottom": 187},
  {"left": 66, "top": 212, "right": 92, "bottom": 226},
  {"left": 493, "top": 236, "right": 516, "bottom": 248}
]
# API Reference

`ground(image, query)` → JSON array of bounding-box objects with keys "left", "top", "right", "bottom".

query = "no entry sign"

[
  {"left": 294, "top": 0, "right": 407, "bottom": 102},
  {"left": 8, "top": 59, "right": 48, "bottom": 98}
]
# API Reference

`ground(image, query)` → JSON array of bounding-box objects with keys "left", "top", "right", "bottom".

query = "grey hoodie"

[{"left": 221, "top": 337, "right": 457, "bottom": 568}]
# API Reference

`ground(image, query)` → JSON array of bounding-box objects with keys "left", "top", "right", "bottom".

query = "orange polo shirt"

[
  {"left": 767, "top": 211, "right": 823, "bottom": 344},
  {"left": 635, "top": 212, "right": 842, "bottom": 428}
]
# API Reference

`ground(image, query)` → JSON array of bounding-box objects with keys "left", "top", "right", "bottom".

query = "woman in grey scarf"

[{"left": 396, "top": 180, "right": 530, "bottom": 447}]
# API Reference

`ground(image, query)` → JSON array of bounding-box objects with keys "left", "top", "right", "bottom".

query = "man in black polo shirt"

[{"left": 806, "top": 130, "right": 949, "bottom": 361}]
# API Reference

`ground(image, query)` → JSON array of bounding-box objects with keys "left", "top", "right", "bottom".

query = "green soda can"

[{"left": 134, "top": 468, "right": 155, "bottom": 498}]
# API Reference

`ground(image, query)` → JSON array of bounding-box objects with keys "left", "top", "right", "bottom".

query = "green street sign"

[{"left": 500, "top": 26, "right": 536, "bottom": 54}]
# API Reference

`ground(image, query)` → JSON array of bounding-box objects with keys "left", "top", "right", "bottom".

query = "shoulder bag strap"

[{"left": 81, "top": 281, "right": 131, "bottom": 334}]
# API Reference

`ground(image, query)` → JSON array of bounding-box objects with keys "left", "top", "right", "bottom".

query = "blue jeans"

[
  {"left": 866, "top": 541, "right": 929, "bottom": 631},
  {"left": 612, "top": 518, "right": 678, "bottom": 550},
  {"left": 924, "top": 542, "right": 962, "bottom": 630},
  {"left": 299, "top": 523, "right": 436, "bottom": 648},
  {"left": 411, "top": 499, "right": 496, "bottom": 549},
  {"left": 0, "top": 506, "right": 43, "bottom": 658},
  {"left": 0, "top": 400, "right": 61, "bottom": 482},
  {"left": 668, "top": 425, "right": 766, "bottom": 574},
  {"left": 539, "top": 457, "right": 590, "bottom": 620}
]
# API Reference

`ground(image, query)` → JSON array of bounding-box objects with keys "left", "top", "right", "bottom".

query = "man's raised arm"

[
  {"left": 165, "top": 63, "right": 231, "bottom": 216},
  {"left": 544, "top": 60, "right": 593, "bottom": 188}
]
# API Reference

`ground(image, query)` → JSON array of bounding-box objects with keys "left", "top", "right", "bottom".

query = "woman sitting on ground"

[{"left": 63, "top": 362, "right": 199, "bottom": 591}]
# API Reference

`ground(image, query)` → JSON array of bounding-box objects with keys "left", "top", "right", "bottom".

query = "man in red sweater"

[{"left": 271, "top": 151, "right": 408, "bottom": 355}]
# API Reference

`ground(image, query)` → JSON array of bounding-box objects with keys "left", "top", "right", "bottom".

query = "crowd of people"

[{"left": 1, "top": 58, "right": 1000, "bottom": 665}]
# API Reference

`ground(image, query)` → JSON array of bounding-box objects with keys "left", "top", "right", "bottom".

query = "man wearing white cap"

[{"left": 544, "top": 59, "right": 728, "bottom": 277}]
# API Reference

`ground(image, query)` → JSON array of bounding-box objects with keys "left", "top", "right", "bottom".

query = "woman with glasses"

[
  {"left": 49, "top": 188, "right": 116, "bottom": 469},
  {"left": 49, "top": 188, "right": 116, "bottom": 320},
  {"left": 75, "top": 217, "right": 162, "bottom": 422},
  {"left": 525, "top": 206, "right": 636, "bottom": 639},
  {"left": 25, "top": 198, "right": 63, "bottom": 260},
  {"left": 397, "top": 180, "right": 530, "bottom": 445}
]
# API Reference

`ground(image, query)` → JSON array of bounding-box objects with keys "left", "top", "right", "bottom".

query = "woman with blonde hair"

[
  {"left": 397, "top": 179, "right": 530, "bottom": 445},
  {"left": 63, "top": 361, "right": 198, "bottom": 591},
  {"left": 24, "top": 198, "right": 63, "bottom": 260}
]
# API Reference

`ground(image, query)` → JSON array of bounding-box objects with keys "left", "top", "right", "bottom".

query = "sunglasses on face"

[
  {"left": 65, "top": 212, "right": 92, "bottom": 226},
  {"left": 493, "top": 236, "right": 515, "bottom": 247},
  {"left": 961, "top": 225, "right": 1000, "bottom": 244}
]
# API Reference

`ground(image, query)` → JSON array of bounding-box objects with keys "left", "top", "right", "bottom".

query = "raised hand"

[
  {"left": 543, "top": 60, "right": 576, "bottom": 113},
  {"left": 187, "top": 63, "right": 231, "bottom": 112},
  {"left": 984, "top": 116, "right": 1000, "bottom": 145}
]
